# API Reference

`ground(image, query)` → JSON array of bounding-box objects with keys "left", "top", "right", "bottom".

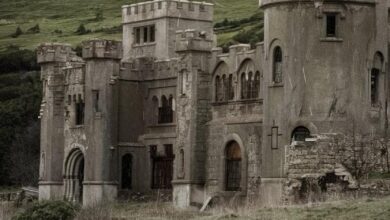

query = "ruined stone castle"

[{"left": 37, "top": 0, "right": 390, "bottom": 207}]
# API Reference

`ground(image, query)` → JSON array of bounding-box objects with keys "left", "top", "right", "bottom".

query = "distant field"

[{"left": 0, "top": 0, "right": 259, "bottom": 51}]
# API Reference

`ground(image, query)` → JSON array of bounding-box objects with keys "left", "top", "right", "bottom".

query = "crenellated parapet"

[
  {"left": 37, "top": 43, "right": 74, "bottom": 64},
  {"left": 175, "top": 29, "right": 214, "bottom": 52},
  {"left": 122, "top": 0, "right": 213, "bottom": 24},
  {"left": 82, "top": 40, "right": 122, "bottom": 60}
]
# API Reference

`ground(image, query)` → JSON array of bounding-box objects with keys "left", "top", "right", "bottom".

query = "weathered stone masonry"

[{"left": 37, "top": 0, "right": 390, "bottom": 208}]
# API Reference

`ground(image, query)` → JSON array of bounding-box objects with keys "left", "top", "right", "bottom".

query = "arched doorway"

[
  {"left": 121, "top": 154, "right": 133, "bottom": 190},
  {"left": 225, "top": 141, "right": 242, "bottom": 191},
  {"left": 64, "top": 149, "right": 85, "bottom": 203}
]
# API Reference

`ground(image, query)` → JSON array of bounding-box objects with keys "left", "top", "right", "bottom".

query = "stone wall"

[{"left": 285, "top": 133, "right": 390, "bottom": 203}]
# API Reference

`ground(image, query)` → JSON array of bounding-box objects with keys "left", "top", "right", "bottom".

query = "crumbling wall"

[{"left": 285, "top": 133, "right": 390, "bottom": 203}]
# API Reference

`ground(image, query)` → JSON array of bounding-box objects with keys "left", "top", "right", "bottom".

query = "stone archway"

[{"left": 64, "top": 148, "right": 85, "bottom": 202}]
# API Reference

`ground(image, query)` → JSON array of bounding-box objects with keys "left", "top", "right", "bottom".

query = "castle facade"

[{"left": 37, "top": 0, "right": 390, "bottom": 207}]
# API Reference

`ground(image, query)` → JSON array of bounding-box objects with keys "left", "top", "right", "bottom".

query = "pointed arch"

[{"left": 64, "top": 148, "right": 85, "bottom": 203}]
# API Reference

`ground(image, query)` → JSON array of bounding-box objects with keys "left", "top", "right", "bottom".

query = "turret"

[
  {"left": 37, "top": 43, "right": 74, "bottom": 200},
  {"left": 80, "top": 39, "right": 122, "bottom": 205},
  {"left": 172, "top": 29, "right": 213, "bottom": 208},
  {"left": 259, "top": 0, "right": 389, "bottom": 205}
]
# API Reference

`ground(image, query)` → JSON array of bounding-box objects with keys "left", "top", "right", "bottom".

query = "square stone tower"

[{"left": 122, "top": 0, "right": 214, "bottom": 60}]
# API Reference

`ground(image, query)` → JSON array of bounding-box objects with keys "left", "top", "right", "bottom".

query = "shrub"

[
  {"left": 11, "top": 26, "right": 23, "bottom": 38},
  {"left": 12, "top": 200, "right": 79, "bottom": 220},
  {"left": 75, "top": 24, "right": 90, "bottom": 35},
  {"left": 26, "top": 24, "right": 40, "bottom": 34}
]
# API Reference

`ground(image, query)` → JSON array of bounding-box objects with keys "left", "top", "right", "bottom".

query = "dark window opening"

[
  {"left": 291, "top": 126, "right": 311, "bottom": 142},
  {"left": 143, "top": 27, "right": 148, "bottom": 43},
  {"left": 158, "top": 2, "right": 162, "bottom": 9},
  {"left": 177, "top": 2, "right": 183, "bottom": 8},
  {"left": 241, "top": 73, "right": 247, "bottom": 99},
  {"left": 371, "top": 68, "right": 379, "bottom": 105},
  {"left": 92, "top": 90, "right": 99, "bottom": 112},
  {"left": 75, "top": 101, "right": 84, "bottom": 125},
  {"left": 254, "top": 71, "right": 260, "bottom": 98},
  {"left": 135, "top": 27, "right": 141, "bottom": 44},
  {"left": 158, "top": 95, "right": 173, "bottom": 124},
  {"left": 273, "top": 47, "right": 283, "bottom": 83},
  {"left": 151, "top": 144, "right": 174, "bottom": 189},
  {"left": 228, "top": 74, "right": 234, "bottom": 100},
  {"left": 326, "top": 14, "right": 336, "bottom": 37},
  {"left": 150, "top": 26, "right": 155, "bottom": 42},
  {"left": 226, "top": 141, "right": 241, "bottom": 191},
  {"left": 121, "top": 154, "right": 133, "bottom": 189}
]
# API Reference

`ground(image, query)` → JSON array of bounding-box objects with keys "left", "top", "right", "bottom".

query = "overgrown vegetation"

[
  {"left": 12, "top": 200, "right": 79, "bottom": 220},
  {"left": 0, "top": 46, "right": 41, "bottom": 186}
]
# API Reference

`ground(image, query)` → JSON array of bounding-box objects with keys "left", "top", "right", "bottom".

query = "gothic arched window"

[
  {"left": 152, "top": 96, "right": 159, "bottom": 124},
  {"left": 222, "top": 74, "right": 228, "bottom": 101},
  {"left": 273, "top": 46, "right": 283, "bottom": 83},
  {"left": 228, "top": 74, "right": 234, "bottom": 100},
  {"left": 121, "top": 154, "right": 133, "bottom": 189},
  {"left": 241, "top": 73, "right": 247, "bottom": 99},
  {"left": 225, "top": 141, "right": 241, "bottom": 191},
  {"left": 215, "top": 75, "right": 222, "bottom": 102},
  {"left": 254, "top": 71, "right": 260, "bottom": 98},
  {"left": 371, "top": 52, "right": 384, "bottom": 106}
]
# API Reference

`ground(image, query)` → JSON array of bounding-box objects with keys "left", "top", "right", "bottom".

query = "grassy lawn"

[
  {"left": 0, "top": 0, "right": 259, "bottom": 51},
  {"left": 104, "top": 196, "right": 390, "bottom": 219}
]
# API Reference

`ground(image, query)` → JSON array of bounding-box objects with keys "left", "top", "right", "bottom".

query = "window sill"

[
  {"left": 211, "top": 99, "right": 262, "bottom": 106},
  {"left": 269, "top": 83, "right": 284, "bottom": 88},
  {"left": 148, "top": 123, "right": 176, "bottom": 128},
  {"left": 132, "top": 42, "right": 156, "bottom": 47},
  {"left": 70, "top": 125, "right": 84, "bottom": 129},
  {"left": 320, "top": 37, "right": 343, "bottom": 42}
]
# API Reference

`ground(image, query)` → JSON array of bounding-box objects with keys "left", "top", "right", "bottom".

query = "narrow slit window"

[
  {"left": 371, "top": 69, "right": 379, "bottom": 105},
  {"left": 150, "top": 25, "right": 155, "bottom": 42},
  {"left": 135, "top": 27, "right": 141, "bottom": 44},
  {"left": 143, "top": 27, "right": 148, "bottom": 43},
  {"left": 326, "top": 14, "right": 336, "bottom": 37},
  {"left": 92, "top": 90, "right": 99, "bottom": 112}
]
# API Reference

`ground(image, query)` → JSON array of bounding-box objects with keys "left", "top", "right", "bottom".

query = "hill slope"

[{"left": 0, "top": 0, "right": 260, "bottom": 51}]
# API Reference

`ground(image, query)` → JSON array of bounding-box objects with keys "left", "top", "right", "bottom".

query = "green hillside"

[{"left": 0, "top": 0, "right": 260, "bottom": 51}]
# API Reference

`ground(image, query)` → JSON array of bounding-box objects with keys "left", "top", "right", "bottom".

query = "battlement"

[
  {"left": 260, "top": 0, "right": 375, "bottom": 8},
  {"left": 175, "top": 29, "right": 213, "bottom": 52},
  {"left": 82, "top": 40, "right": 122, "bottom": 60},
  {"left": 122, "top": 0, "right": 213, "bottom": 24},
  {"left": 37, "top": 43, "right": 74, "bottom": 64}
]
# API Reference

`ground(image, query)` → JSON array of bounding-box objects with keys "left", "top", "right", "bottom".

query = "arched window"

[
  {"left": 121, "top": 154, "right": 133, "bottom": 189},
  {"left": 291, "top": 126, "right": 311, "bottom": 142},
  {"left": 254, "top": 71, "right": 260, "bottom": 98},
  {"left": 371, "top": 52, "right": 384, "bottom": 106},
  {"left": 228, "top": 74, "right": 234, "bottom": 100},
  {"left": 241, "top": 73, "right": 247, "bottom": 99},
  {"left": 225, "top": 141, "right": 241, "bottom": 191},
  {"left": 247, "top": 72, "right": 253, "bottom": 99},
  {"left": 215, "top": 75, "right": 222, "bottom": 102},
  {"left": 273, "top": 46, "right": 283, "bottom": 83},
  {"left": 158, "top": 95, "right": 173, "bottom": 123},
  {"left": 222, "top": 74, "right": 228, "bottom": 101},
  {"left": 152, "top": 96, "right": 159, "bottom": 124}
]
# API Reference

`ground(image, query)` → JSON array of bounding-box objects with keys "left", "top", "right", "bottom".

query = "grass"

[
  {"left": 2, "top": 196, "right": 390, "bottom": 219},
  {"left": 76, "top": 196, "right": 390, "bottom": 220},
  {"left": 0, "top": 0, "right": 259, "bottom": 51}
]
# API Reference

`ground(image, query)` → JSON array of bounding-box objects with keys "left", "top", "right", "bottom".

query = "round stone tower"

[{"left": 259, "top": 0, "right": 389, "bottom": 204}]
